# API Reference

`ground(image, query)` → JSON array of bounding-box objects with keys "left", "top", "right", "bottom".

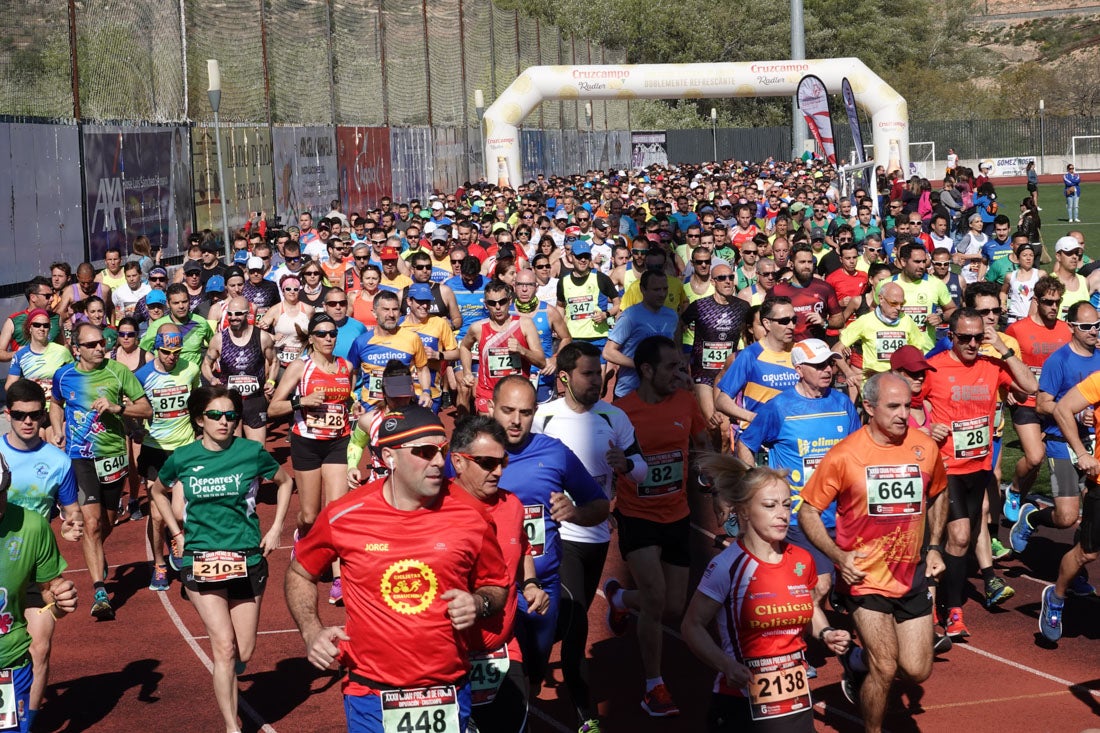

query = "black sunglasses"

[
  {"left": 455, "top": 452, "right": 509, "bottom": 471},
  {"left": 204, "top": 409, "right": 240, "bottom": 422},
  {"left": 9, "top": 409, "right": 46, "bottom": 422}
]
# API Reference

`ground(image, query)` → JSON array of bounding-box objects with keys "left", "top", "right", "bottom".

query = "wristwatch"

[
  {"left": 476, "top": 593, "right": 492, "bottom": 618},
  {"left": 1001, "top": 348, "right": 1016, "bottom": 360}
]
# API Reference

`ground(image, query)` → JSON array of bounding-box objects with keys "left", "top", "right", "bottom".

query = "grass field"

[{"left": 979, "top": 182, "right": 1099, "bottom": 501}]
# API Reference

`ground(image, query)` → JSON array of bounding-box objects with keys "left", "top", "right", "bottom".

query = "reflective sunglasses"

[
  {"left": 406, "top": 442, "right": 449, "bottom": 461},
  {"left": 203, "top": 409, "right": 240, "bottom": 422}
]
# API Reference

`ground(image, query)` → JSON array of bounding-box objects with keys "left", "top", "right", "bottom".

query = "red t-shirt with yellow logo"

[{"left": 295, "top": 479, "right": 509, "bottom": 692}]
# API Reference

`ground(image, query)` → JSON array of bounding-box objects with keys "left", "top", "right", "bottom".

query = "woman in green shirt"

[{"left": 150, "top": 385, "right": 293, "bottom": 733}]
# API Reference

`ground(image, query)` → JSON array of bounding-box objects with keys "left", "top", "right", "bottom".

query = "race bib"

[
  {"left": 151, "top": 385, "right": 189, "bottom": 419},
  {"left": 94, "top": 454, "right": 127, "bottom": 483},
  {"left": 800, "top": 455, "right": 823, "bottom": 486},
  {"left": 469, "top": 646, "right": 510, "bottom": 706},
  {"left": 0, "top": 668, "right": 17, "bottom": 731},
  {"left": 305, "top": 403, "right": 347, "bottom": 436},
  {"left": 865, "top": 464, "right": 923, "bottom": 516},
  {"left": 485, "top": 347, "right": 520, "bottom": 379},
  {"left": 34, "top": 378, "right": 52, "bottom": 401},
  {"left": 227, "top": 374, "right": 260, "bottom": 397},
  {"left": 566, "top": 295, "right": 595, "bottom": 321},
  {"left": 873, "top": 330, "right": 907, "bottom": 361},
  {"left": 746, "top": 654, "right": 812, "bottom": 722},
  {"left": 701, "top": 341, "right": 732, "bottom": 371},
  {"left": 523, "top": 505, "right": 546, "bottom": 557},
  {"left": 638, "top": 450, "right": 684, "bottom": 497},
  {"left": 277, "top": 347, "right": 301, "bottom": 365},
  {"left": 192, "top": 550, "right": 248, "bottom": 583},
  {"left": 380, "top": 685, "right": 461, "bottom": 733},
  {"left": 365, "top": 372, "right": 385, "bottom": 401},
  {"left": 951, "top": 416, "right": 991, "bottom": 459},
  {"left": 901, "top": 305, "right": 928, "bottom": 328},
  {"left": 1068, "top": 434, "right": 1097, "bottom": 465}
]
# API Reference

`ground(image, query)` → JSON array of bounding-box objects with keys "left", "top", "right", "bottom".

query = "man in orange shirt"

[
  {"left": 602, "top": 335, "right": 709, "bottom": 718},
  {"left": 799, "top": 372, "right": 948, "bottom": 733}
]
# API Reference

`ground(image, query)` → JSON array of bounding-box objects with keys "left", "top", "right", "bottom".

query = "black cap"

[
  {"left": 183, "top": 260, "right": 203, "bottom": 273},
  {"left": 376, "top": 406, "right": 446, "bottom": 448},
  {"left": 200, "top": 240, "right": 221, "bottom": 253}
]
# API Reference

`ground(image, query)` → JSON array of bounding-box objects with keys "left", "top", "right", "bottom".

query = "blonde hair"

[{"left": 696, "top": 452, "right": 789, "bottom": 520}]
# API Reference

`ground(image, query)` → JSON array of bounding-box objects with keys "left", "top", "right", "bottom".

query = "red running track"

[{"left": 34, "top": 421, "right": 1100, "bottom": 732}]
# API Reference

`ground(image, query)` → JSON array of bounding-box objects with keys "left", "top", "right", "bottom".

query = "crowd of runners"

[{"left": 0, "top": 155, "right": 1095, "bottom": 733}]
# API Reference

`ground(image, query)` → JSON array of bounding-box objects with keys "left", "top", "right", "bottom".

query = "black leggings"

[
  {"left": 471, "top": 659, "right": 529, "bottom": 733},
  {"left": 556, "top": 539, "right": 609, "bottom": 723}
]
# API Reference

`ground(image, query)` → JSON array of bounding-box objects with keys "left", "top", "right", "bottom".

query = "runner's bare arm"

[
  {"left": 268, "top": 360, "right": 307, "bottom": 418},
  {"left": 682, "top": 592, "right": 751, "bottom": 687},
  {"left": 40, "top": 576, "right": 77, "bottom": 617},
  {"left": 286, "top": 561, "right": 349, "bottom": 670}
]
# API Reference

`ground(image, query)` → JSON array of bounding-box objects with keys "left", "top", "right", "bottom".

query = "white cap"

[
  {"left": 554, "top": 209, "right": 569, "bottom": 220},
  {"left": 246, "top": 256, "right": 264, "bottom": 271},
  {"left": 431, "top": 201, "right": 444, "bottom": 210},
  {"left": 423, "top": 221, "right": 438, "bottom": 235},
  {"left": 1056, "top": 235, "right": 1082, "bottom": 253},
  {"left": 791, "top": 338, "right": 840, "bottom": 367}
]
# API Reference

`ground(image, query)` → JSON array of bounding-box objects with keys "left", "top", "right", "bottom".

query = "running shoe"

[
  {"left": 990, "top": 537, "right": 1012, "bottom": 561},
  {"left": 129, "top": 499, "right": 144, "bottom": 521},
  {"left": 806, "top": 664, "right": 817, "bottom": 679},
  {"left": 578, "top": 720, "right": 601, "bottom": 733},
  {"left": 149, "top": 564, "right": 170, "bottom": 592},
  {"left": 90, "top": 588, "right": 115, "bottom": 621},
  {"left": 838, "top": 647, "right": 866, "bottom": 706},
  {"left": 1010, "top": 503, "right": 1038, "bottom": 554},
  {"left": 1039, "top": 585, "right": 1064, "bottom": 642},
  {"left": 167, "top": 544, "right": 183, "bottom": 572},
  {"left": 933, "top": 632, "right": 953, "bottom": 654},
  {"left": 943, "top": 607, "right": 970, "bottom": 639},
  {"left": 1067, "top": 571, "right": 1097, "bottom": 597},
  {"left": 603, "top": 578, "right": 629, "bottom": 637},
  {"left": 984, "top": 576, "right": 1016, "bottom": 608},
  {"left": 329, "top": 577, "right": 344, "bottom": 606},
  {"left": 641, "top": 683, "right": 680, "bottom": 717},
  {"left": 1003, "top": 487, "right": 1021, "bottom": 523}
]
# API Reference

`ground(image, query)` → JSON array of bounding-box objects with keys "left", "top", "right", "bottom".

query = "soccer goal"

[
  {"left": 860, "top": 141, "right": 936, "bottom": 179},
  {"left": 1072, "top": 136, "right": 1100, "bottom": 173}
]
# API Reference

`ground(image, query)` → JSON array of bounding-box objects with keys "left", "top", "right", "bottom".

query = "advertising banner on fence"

[
  {"left": 797, "top": 75, "right": 837, "bottom": 167},
  {"left": 83, "top": 125, "right": 193, "bottom": 262},
  {"left": 390, "top": 127, "right": 434, "bottom": 203},
  {"left": 272, "top": 126, "right": 339, "bottom": 224},
  {"left": 0, "top": 122, "right": 84, "bottom": 284},
  {"left": 192, "top": 124, "right": 273, "bottom": 236},
  {"left": 979, "top": 156, "right": 1037, "bottom": 178},
  {"left": 631, "top": 131, "right": 668, "bottom": 168},
  {"left": 336, "top": 126, "right": 392, "bottom": 215}
]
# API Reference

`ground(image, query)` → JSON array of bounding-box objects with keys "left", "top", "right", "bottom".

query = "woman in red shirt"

[{"left": 682, "top": 454, "right": 851, "bottom": 732}]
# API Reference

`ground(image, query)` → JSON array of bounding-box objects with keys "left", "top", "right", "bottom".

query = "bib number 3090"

[{"left": 380, "top": 685, "right": 461, "bottom": 733}]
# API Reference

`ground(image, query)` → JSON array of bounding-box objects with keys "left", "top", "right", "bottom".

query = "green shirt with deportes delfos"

[
  {"left": 0, "top": 504, "right": 67, "bottom": 667},
  {"left": 158, "top": 437, "right": 280, "bottom": 568}
]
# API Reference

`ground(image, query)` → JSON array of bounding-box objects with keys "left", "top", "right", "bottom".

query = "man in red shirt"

[
  {"left": 923, "top": 309, "right": 1037, "bottom": 638},
  {"left": 772, "top": 242, "right": 854, "bottom": 341},
  {"left": 825, "top": 240, "right": 869, "bottom": 332},
  {"left": 286, "top": 406, "right": 509, "bottom": 733}
]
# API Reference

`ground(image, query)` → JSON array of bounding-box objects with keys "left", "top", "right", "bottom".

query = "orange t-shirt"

[
  {"left": 613, "top": 389, "right": 706, "bottom": 523},
  {"left": 1004, "top": 317, "right": 1071, "bottom": 408},
  {"left": 922, "top": 351, "right": 1013, "bottom": 474},
  {"left": 800, "top": 426, "right": 947, "bottom": 598}
]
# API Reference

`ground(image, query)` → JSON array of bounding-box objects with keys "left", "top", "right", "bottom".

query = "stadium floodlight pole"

[
  {"left": 1039, "top": 98, "right": 1045, "bottom": 175},
  {"left": 475, "top": 89, "right": 485, "bottom": 182},
  {"left": 207, "top": 59, "right": 232, "bottom": 264},
  {"left": 711, "top": 107, "right": 718, "bottom": 162},
  {"left": 791, "top": 0, "right": 808, "bottom": 159},
  {"left": 585, "top": 101, "right": 593, "bottom": 172}
]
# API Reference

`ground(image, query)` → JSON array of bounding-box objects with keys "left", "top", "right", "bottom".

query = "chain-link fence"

[{"left": 0, "top": 0, "right": 630, "bottom": 131}]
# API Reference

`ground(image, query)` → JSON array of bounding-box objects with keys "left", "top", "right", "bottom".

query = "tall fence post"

[
  {"left": 378, "top": 0, "right": 390, "bottom": 125},
  {"left": 457, "top": 0, "right": 471, "bottom": 183}
]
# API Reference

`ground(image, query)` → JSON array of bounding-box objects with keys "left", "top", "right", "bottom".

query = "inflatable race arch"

[{"left": 483, "top": 58, "right": 908, "bottom": 185}]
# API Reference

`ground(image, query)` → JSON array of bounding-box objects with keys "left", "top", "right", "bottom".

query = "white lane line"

[
  {"left": 190, "top": 628, "right": 301, "bottom": 640},
  {"left": 145, "top": 541, "right": 278, "bottom": 732},
  {"left": 956, "top": 644, "right": 1100, "bottom": 698}
]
